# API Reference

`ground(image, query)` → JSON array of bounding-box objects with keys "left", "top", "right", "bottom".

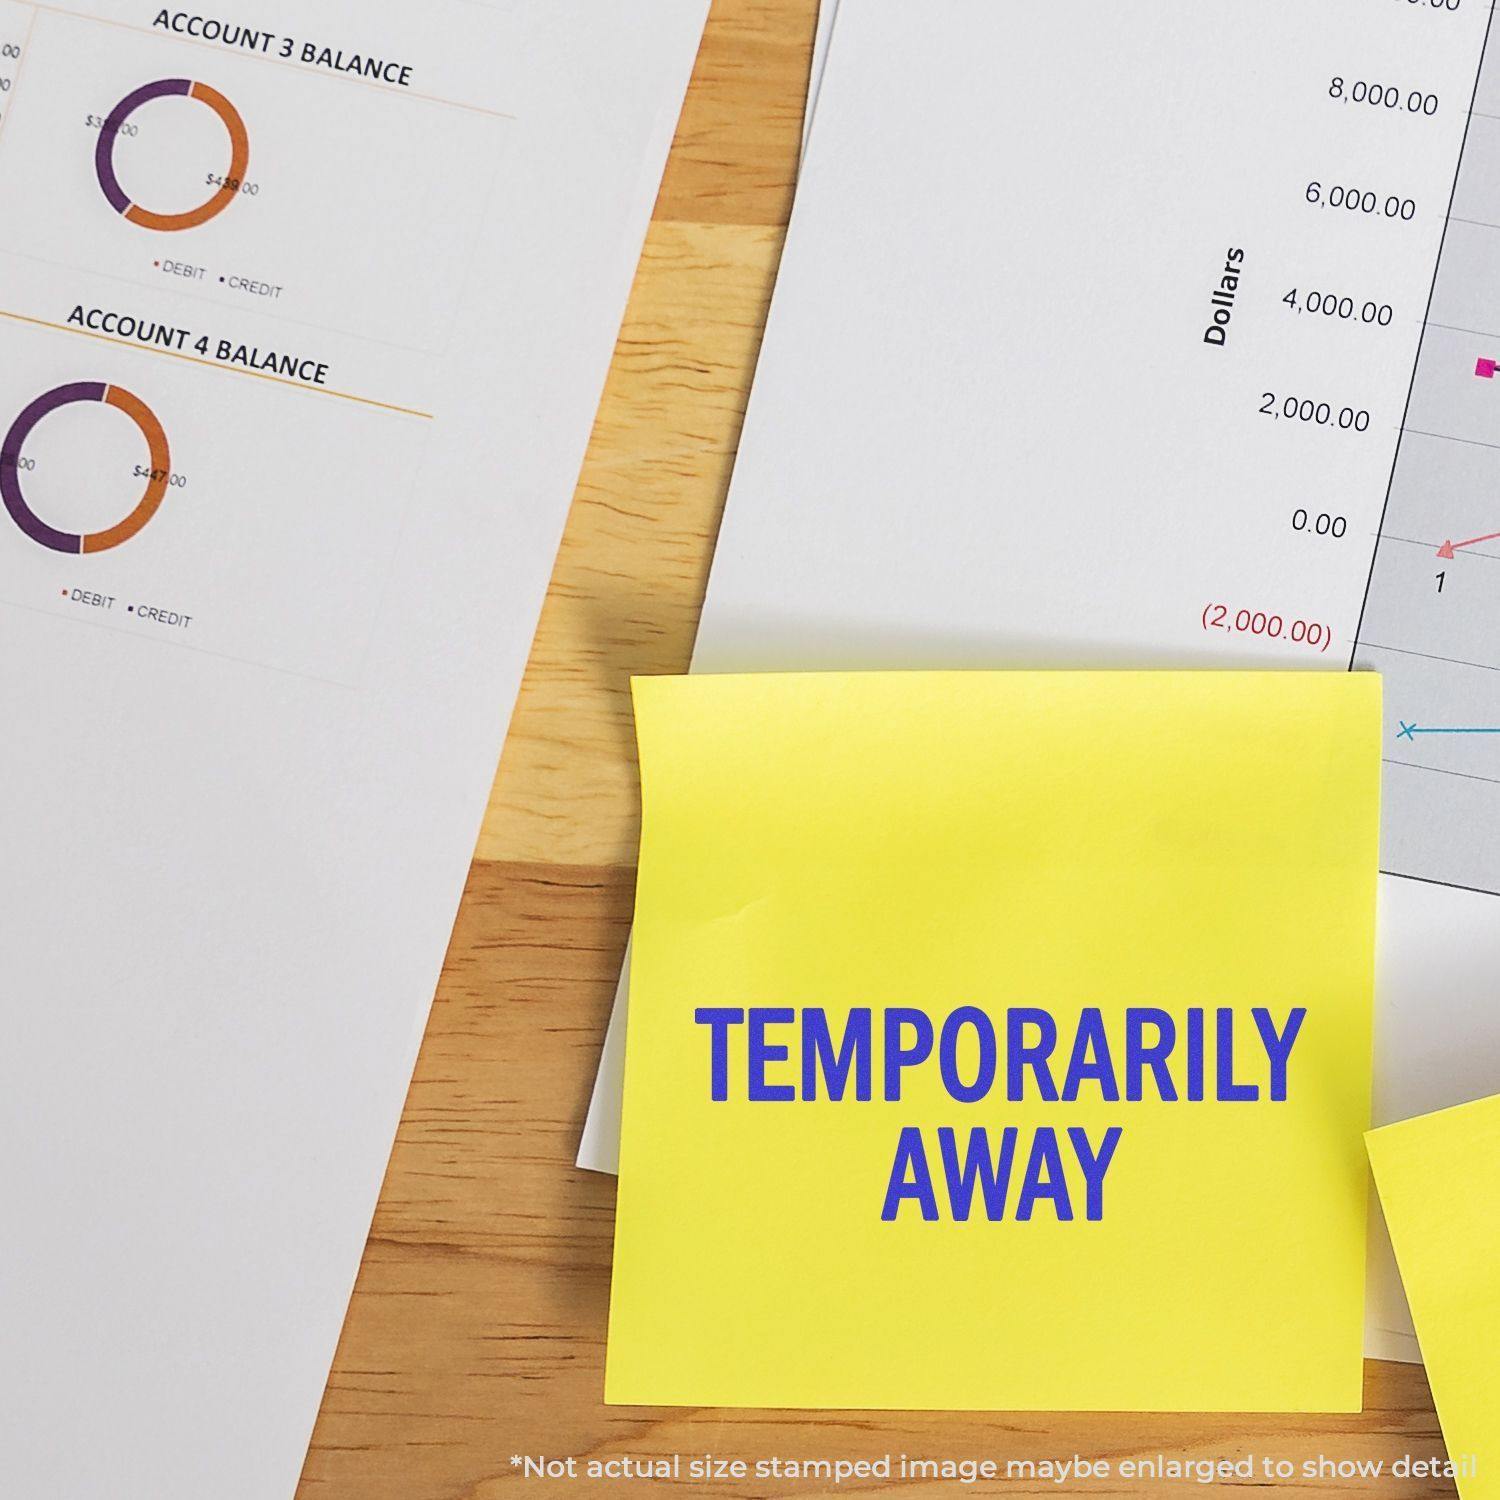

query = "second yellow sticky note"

[{"left": 1368, "top": 1094, "right": 1500, "bottom": 1498}]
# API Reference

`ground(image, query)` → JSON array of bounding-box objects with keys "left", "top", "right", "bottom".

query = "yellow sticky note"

[
  {"left": 1367, "top": 1096, "right": 1500, "bottom": 1495},
  {"left": 608, "top": 672, "right": 1381, "bottom": 1411}
]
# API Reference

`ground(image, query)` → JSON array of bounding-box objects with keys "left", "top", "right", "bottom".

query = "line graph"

[{"left": 1354, "top": 41, "right": 1500, "bottom": 896}]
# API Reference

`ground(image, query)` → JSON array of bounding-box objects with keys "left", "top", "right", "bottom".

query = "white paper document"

[
  {"left": 801, "top": 0, "right": 838, "bottom": 159},
  {"left": 0, "top": 1, "right": 706, "bottom": 1494},
  {"left": 581, "top": 0, "right": 1500, "bottom": 1364}
]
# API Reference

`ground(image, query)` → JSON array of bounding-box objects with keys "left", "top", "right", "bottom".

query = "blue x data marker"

[{"left": 1397, "top": 721, "right": 1500, "bottom": 741}]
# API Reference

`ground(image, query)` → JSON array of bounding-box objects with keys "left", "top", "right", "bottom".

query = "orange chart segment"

[
  {"left": 85, "top": 386, "right": 170, "bottom": 552},
  {"left": 95, "top": 78, "right": 250, "bottom": 233}
]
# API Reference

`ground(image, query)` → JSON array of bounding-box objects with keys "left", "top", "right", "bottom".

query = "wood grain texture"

[
  {"left": 298, "top": 2, "right": 1455, "bottom": 1495},
  {"left": 475, "top": 217, "right": 784, "bottom": 869}
]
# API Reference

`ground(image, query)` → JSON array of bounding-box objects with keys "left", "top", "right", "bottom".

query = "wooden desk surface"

[{"left": 297, "top": 4, "right": 1454, "bottom": 1495}]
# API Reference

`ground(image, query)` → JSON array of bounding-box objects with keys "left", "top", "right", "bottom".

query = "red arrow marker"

[{"left": 1437, "top": 530, "right": 1500, "bottom": 560}]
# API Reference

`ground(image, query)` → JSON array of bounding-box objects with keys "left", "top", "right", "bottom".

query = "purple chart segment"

[
  {"left": 1, "top": 383, "right": 108, "bottom": 554},
  {"left": 94, "top": 78, "right": 191, "bottom": 216}
]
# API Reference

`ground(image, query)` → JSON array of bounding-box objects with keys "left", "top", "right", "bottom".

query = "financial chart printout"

[
  {"left": 583, "top": 0, "right": 1500, "bottom": 1360},
  {"left": 0, "top": 0, "right": 515, "bottom": 680},
  {"left": 0, "top": 2, "right": 708, "bottom": 1497},
  {"left": 1355, "top": 32, "right": 1500, "bottom": 899},
  {"left": 701, "top": 2, "right": 1493, "bottom": 696}
]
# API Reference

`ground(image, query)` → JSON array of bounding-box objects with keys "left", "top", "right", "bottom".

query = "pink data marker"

[{"left": 1476, "top": 358, "right": 1498, "bottom": 380}]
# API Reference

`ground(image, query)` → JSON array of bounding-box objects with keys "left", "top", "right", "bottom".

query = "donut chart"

[
  {"left": 95, "top": 78, "right": 249, "bottom": 232},
  {"left": 1, "top": 383, "right": 171, "bottom": 554}
]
